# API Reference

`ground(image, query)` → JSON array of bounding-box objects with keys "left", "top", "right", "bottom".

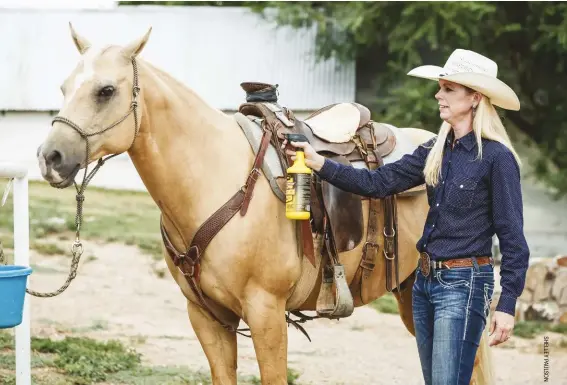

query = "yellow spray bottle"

[{"left": 285, "top": 134, "right": 312, "bottom": 220}]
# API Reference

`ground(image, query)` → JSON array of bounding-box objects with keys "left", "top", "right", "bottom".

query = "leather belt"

[{"left": 418, "top": 252, "right": 493, "bottom": 278}]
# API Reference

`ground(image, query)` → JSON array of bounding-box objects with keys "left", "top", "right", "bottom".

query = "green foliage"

[
  {"left": 369, "top": 292, "right": 399, "bottom": 314},
  {"left": 0, "top": 332, "right": 140, "bottom": 384},
  {"left": 31, "top": 337, "right": 141, "bottom": 383},
  {"left": 287, "top": 367, "right": 302, "bottom": 384},
  {"left": 245, "top": 2, "right": 567, "bottom": 196},
  {"left": 0, "top": 330, "right": 304, "bottom": 384},
  {"left": 513, "top": 320, "right": 567, "bottom": 339}
]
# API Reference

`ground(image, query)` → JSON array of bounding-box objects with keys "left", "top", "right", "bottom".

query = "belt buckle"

[{"left": 420, "top": 252, "right": 431, "bottom": 277}]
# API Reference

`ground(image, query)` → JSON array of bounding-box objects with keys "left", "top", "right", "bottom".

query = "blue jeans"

[{"left": 412, "top": 258, "right": 495, "bottom": 385}]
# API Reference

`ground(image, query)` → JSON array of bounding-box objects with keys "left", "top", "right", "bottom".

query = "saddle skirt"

[{"left": 233, "top": 111, "right": 422, "bottom": 203}]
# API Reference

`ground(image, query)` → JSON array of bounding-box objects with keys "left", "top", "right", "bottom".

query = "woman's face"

[{"left": 435, "top": 79, "right": 479, "bottom": 125}]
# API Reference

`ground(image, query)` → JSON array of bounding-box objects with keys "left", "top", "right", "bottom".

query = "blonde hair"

[{"left": 423, "top": 94, "right": 522, "bottom": 187}]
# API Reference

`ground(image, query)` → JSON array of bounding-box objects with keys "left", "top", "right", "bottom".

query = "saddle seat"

[
  {"left": 297, "top": 103, "right": 397, "bottom": 162},
  {"left": 305, "top": 103, "right": 368, "bottom": 143},
  {"left": 236, "top": 82, "right": 425, "bottom": 256}
]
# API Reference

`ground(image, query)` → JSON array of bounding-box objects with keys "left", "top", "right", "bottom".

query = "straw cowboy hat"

[{"left": 407, "top": 49, "right": 520, "bottom": 111}]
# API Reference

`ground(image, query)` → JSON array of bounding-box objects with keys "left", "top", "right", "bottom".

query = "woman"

[{"left": 285, "top": 49, "right": 530, "bottom": 385}]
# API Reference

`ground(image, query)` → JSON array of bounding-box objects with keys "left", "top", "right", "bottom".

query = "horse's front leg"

[
  {"left": 244, "top": 288, "right": 289, "bottom": 385},
  {"left": 186, "top": 299, "right": 238, "bottom": 385}
]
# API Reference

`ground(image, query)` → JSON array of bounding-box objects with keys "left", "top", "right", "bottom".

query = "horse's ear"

[
  {"left": 122, "top": 27, "right": 152, "bottom": 59},
  {"left": 69, "top": 22, "right": 91, "bottom": 54}
]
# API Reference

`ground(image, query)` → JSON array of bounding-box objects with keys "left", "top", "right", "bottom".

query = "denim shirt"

[{"left": 315, "top": 130, "right": 530, "bottom": 316}]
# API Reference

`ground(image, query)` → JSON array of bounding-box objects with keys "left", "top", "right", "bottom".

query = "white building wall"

[
  {"left": 0, "top": 6, "right": 355, "bottom": 191},
  {"left": 0, "top": 5, "right": 355, "bottom": 111}
]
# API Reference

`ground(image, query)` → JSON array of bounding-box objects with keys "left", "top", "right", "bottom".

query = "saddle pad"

[
  {"left": 304, "top": 103, "right": 361, "bottom": 143},
  {"left": 233, "top": 113, "right": 426, "bottom": 202},
  {"left": 233, "top": 112, "right": 286, "bottom": 202},
  {"left": 379, "top": 123, "right": 419, "bottom": 164}
]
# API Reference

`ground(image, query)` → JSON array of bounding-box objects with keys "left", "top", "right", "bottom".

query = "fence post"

[{"left": 0, "top": 163, "right": 31, "bottom": 385}]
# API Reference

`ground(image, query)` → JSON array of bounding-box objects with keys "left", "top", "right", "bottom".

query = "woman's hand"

[
  {"left": 281, "top": 139, "right": 326, "bottom": 172},
  {"left": 489, "top": 311, "right": 515, "bottom": 346}
]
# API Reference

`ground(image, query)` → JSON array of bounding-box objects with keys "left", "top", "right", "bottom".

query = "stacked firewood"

[{"left": 503, "top": 255, "right": 567, "bottom": 324}]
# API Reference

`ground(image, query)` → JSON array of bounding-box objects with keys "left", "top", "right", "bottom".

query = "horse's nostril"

[{"left": 46, "top": 150, "right": 63, "bottom": 167}]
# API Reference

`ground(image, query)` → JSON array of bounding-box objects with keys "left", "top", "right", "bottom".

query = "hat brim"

[{"left": 407, "top": 65, "right": 520, "bottom": 111}]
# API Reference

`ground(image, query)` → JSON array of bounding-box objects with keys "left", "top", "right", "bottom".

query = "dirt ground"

[{"left": 23, "top": 239, "right": 567, "bottom": 385}]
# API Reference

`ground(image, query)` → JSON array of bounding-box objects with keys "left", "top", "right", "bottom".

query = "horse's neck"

[{"left": 128, "top": 61, "right": 254, "bottom": 241}]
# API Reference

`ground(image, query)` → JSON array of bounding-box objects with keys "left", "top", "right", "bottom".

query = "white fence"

[{"left": 0, "top": 163, "right": 31, "bottom": 385}]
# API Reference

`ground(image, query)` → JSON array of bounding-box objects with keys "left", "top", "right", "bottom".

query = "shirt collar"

[{"left": 445, "top": 129, "right": 476, "bottom": 152}]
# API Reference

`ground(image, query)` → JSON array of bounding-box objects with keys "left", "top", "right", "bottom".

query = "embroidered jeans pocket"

[
  {"left": 446, "top": 177, "right": 477, "bottom": 209},
  {"left": 436, "top": 269, "right": 470, "bottom": 289}
]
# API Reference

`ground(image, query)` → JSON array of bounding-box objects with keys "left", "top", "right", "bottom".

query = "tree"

[
  {"left": 249, "top": 2, "right": 567, "bottom": 197},
  {"left": 120, "top": 1, "right": 567, "bottom": 196}
]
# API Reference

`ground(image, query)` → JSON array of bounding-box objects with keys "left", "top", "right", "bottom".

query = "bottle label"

[{"left": 286, "top": 173, "right": 311, "bottom": 213}]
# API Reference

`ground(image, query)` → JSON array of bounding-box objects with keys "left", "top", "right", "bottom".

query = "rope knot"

[{"left": 75, "top": 194, "right": 85, "bottom": 203}]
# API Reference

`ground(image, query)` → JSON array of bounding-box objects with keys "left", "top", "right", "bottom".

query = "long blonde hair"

[{"left": 423, "top": 94, "right": 522, "bottom": 187}]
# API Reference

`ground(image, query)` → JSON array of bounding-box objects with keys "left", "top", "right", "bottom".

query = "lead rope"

[{"left": 0, "top": 58, "right": 140, "bottom": 298}]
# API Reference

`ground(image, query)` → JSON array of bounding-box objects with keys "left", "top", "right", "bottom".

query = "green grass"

[
  {"left": 30, "top": 241, "right": 66, "bottom": 256},
  {"left": 0, "top": 331, "right": 303, "bottom": 384},
  {"left": 0, "top": 331, "right": 139, "bottom": 385},
  {"left": 0, "top": 180, "right": 163, "bottom": 261},
  {"left": 369, "top": 292, "right": 399, "bottom": 314},
  {"left": 513, "top": 320, "right": 567, "bottom": 339}
]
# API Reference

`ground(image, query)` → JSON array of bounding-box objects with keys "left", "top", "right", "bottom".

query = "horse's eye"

[{"left": 98, "top": 86, "right": 115, "bottom": 98}]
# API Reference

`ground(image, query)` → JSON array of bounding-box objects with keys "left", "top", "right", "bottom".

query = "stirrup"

[{"left": 315, "top": 264, "right": 354, "bottom": 318}]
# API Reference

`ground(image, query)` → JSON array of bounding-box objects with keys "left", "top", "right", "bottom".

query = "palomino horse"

[{"left": 36, "top": 26, "right": 493, "bottom": 385}]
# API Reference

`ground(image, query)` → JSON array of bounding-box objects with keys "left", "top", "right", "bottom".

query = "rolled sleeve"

[
  {"left": 491, "top": 150, "right": 530, "bottom": 316},
  {"left": 314, "top": 137, "right": 435, "bottom": 198}
]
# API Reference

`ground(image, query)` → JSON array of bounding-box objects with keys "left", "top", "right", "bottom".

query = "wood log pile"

[{"left": 498, "top": 255, "right": 567, "bottom": 324}]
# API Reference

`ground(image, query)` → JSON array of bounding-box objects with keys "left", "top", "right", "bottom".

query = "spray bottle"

[{"left": 285, "top": 134, "right": 312, "bottom": 220}]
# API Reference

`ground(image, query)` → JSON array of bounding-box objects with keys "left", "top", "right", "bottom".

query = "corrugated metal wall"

[{"left": 0, "top": 5, "right": 355, "bottom": 112}]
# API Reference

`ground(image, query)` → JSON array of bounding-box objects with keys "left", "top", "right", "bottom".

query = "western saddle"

[{"left": 160, "top": 82, "right": 404, "bottom": 335}]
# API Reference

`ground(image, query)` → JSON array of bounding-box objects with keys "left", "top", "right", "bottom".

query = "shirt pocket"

[{"left": 445, "top": 176, "right": 478, "bottom": 209}]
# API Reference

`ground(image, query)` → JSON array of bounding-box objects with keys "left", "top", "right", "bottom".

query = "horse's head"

[{"left": 37, "top": 23, "right": 152, "bottom": 188}]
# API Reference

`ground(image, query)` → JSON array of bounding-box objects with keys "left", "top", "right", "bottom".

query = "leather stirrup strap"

[
  {"left": 392, "top": 194, "right": 400, "bottom": 297},
  {"left": 360, "top": 153, "right": 380, "bottom": 276},
  {"left": 383, "top": 194, "right": 400, "bottom": 295}
]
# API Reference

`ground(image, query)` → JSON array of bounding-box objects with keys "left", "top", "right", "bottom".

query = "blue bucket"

[{"left": 0, "top": 265, "right": 32, "bottom": 329}]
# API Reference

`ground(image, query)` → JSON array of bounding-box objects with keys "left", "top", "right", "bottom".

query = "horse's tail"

[{"left": 471, "top": 329, "right": 494, "bottom": 385}]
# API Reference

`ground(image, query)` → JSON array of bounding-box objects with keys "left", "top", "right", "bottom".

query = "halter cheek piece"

[{"left": 50, "top": 57, "right": 141, "bottom": 192}]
